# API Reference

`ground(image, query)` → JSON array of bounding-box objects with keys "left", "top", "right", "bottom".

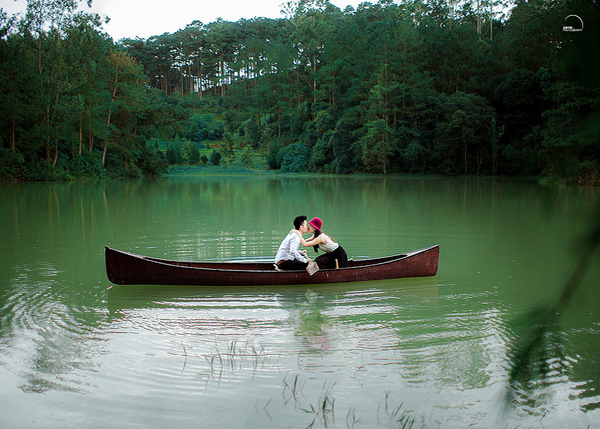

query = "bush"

[
  {"left": 576, "top": 160, "right": 600, "bottom": 185},
  {"left": 310, "top": 130, "right": 334, "bottom": 172},
  {"left": 137, "top": 147, "right": 169, "bottom": 176},
  {"left": 166, "top": 142, "right": 184, "bottom": 164},
  {"left": 21, "top": 159, "right": 59, "bottom": 181},
  {"left": 267, "top": 139, "right": 285, "bottom": 169},
  {"left": 210, "top": 150, "right": 222, "bottom": 166},
  {"left": 0, "top": 149, "right": 24, "bottom": 179},
  {"left": 241, "top": 146, "right": 253, "bottom": 168},
  {"left": 185, "top": 142, "right": 201, "bottom": 165},
  {"left": 68, "top": 151, "right": 106, "bottom": 178},
  {"left": 279, "top": 143, "right": 310, "bottom": 173}
]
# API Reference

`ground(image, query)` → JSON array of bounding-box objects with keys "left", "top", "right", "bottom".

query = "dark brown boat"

[{"left": 105, "top": 245, "right": 439, "bottom": 286}]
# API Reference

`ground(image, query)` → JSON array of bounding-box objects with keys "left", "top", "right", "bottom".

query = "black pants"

[
  {"left": 277, "top": 260, "right": 309, "bottom": 270},
  {"left": 315, "top": 246, "right": 348, "bottom": 269}
]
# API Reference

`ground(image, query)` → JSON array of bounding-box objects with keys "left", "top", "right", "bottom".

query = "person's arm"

[
  {"left": 291, "top": 229, "right": 323, "bottom": 247},
  {"left": 288, "top": 234, "right": 310, "bottom": 262}
]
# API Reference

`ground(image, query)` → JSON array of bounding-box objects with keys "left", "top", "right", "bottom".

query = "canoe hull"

[{"left": 105, "top": 245, "right": 439, "bottom": 286}]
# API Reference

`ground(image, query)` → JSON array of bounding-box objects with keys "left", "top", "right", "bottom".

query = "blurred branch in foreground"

[{"left": 506, "top": 202, "right": 600, "bottom": 407}]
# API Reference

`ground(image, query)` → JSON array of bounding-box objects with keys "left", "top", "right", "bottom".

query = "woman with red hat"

[{"left": 294, "top": 217, "right": 348, "bottom": 269}]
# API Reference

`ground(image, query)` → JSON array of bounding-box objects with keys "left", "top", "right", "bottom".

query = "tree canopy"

[{"left": 1, "top": 0, "right": 599, "bottom": 182}]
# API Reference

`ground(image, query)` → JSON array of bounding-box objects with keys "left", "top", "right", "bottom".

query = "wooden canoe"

[{"left": 105, "top": 245, "right": 439, "bottom": 286}]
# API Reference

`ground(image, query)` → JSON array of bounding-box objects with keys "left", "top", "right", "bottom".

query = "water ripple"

[{"left": 1, "top": 263, "right": 107, "bottom": 395}]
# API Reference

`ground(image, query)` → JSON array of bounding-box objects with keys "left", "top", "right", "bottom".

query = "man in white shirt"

[{"left": 274, "top": 215, "right": 311, "bottom": 270}]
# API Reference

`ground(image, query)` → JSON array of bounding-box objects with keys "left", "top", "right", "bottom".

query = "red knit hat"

[{"left": 308, "top": 217, "right": 323, "bottom": 231}]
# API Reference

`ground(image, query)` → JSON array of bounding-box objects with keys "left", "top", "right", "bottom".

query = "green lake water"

[{"left": 1, "top": 175, "right": 599, "bottom": 428}]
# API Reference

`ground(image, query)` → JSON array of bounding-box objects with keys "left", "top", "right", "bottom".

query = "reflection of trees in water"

[{"left": 1, "top": 262, "right": 107, "bottom": 394}]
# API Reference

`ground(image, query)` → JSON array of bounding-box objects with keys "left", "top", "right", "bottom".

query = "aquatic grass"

[
  {"left": 180, "top": 339, "right": 277, "bottom": 379},
  {"left": 181, "top": 341, "right": 188, "bottom": 371},
  {"left": 300, "top": 380, "right": 336, "bottom": 428},
  {"left": 273, "top": 373, "right": 428, "bottom": 428},
  {"left": 282, "top": 373, "right": 306, "bottom": 406},
  {"left": 280, "top": 374, "right": 338, "bottom": 427},
  {"left": 378, "top": 393, "right": 416, "bottom": 429},
  {"left": 345, "top": 405, "right": 360, "bottom": 428},
  {"left": 255, "top": 396, "right": 273, "bottom": 421}
]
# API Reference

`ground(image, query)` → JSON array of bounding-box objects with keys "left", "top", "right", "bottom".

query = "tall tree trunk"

[
  {"left": 102, "top": 141, "right": 108, "bottom": 166},
  {"left": 476, "top": 0, "right": 481, "bottom": 36},
  {"left": 52, "top": 87, "right": 60, "bottom": 168},
  {"left": 312, "top": 54, "right": 317, "bottom": 104},
  {"left": 220, "top": 52, "right": 225, "bottom": 97},
  {"left": 102, "top": 69, "right": 118, "bottom": 166},
  {"left": 463, "top": 132, "right": 468, "bottom": 175},
  {"left": 257, "top": 111, "right": 262, "bottom": 136},
  {"left": 198, "top": 59, "right": 203, "bottom": 98},
  {"left": 9, "top": 118, "right": 15, "bottom": 151},
  {"left": 52, "top": 140, "right": 59, "bottom": 168},
  {"left": 79, "top": 116, "right": 83, "bottom": 156},
  {"left": 89, "top": 130, "right": 94, "bottom": 152},
  {"left": 490, "top": 3, "right": 494, "bottom": 40}
]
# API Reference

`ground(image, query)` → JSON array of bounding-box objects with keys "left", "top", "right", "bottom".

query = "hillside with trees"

[{"left": 1, "top": 0, "right": 599, "bottom": 182}]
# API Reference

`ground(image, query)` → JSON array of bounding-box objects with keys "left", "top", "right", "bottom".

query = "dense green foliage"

[
  {"left": 2, "top": 0, "right": 599, "bottom": 181},
  {"left": 0, "top": 0, "right": 175, "bottom": 180}
]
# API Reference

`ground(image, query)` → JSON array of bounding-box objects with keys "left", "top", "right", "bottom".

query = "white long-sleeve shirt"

[{"left": 274, "top": 232, "right": 307, "bottom": 264}]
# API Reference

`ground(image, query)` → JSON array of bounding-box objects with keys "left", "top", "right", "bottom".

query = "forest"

[{"left": 1, "top": 0, "right": 599, "bottom": 182}]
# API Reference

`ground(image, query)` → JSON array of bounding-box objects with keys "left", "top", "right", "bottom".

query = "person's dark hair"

[
  {"left": 312, "top": 229, "right": 322, "bottom": 253},
  {"left": 293, "top": 215, "right": 307, "bottom": 230}
]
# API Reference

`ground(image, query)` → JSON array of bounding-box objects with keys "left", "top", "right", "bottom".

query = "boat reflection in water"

[
  {"left": 106, "top": 276, "right": 439, "bottom": 315},
  {"left": 106, "top": 276, "right": 439, "bottom": 383}
]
